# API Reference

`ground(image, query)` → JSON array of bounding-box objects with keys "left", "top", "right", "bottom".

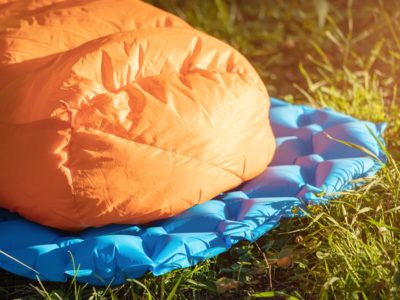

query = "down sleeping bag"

[{"left": 0, "top": 0, "right": 275, "bottom": 230}]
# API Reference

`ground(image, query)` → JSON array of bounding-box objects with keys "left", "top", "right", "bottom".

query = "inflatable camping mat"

[{"left": 0, "top": 98, "right": 386, "bottom": 285}]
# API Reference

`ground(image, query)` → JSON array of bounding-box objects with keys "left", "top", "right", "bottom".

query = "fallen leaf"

[
  {"left": 276, "top": 256, "right": 292, "bottom": 268},
  {"left": 216, "top": 277, "right": 240, "bottom": 294}
]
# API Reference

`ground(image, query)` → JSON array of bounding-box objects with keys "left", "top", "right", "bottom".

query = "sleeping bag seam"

[{"left": 79, "top": 127, "right": 245, "bottom": 181}]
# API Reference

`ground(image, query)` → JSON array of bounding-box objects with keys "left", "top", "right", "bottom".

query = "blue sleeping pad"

[{"left": 0, "top": 98, "right": 386, "bottom": 285}]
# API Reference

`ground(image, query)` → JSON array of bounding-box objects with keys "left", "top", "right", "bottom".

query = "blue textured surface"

[{"left": 0, "top": 98, "right": 386, "bottom": 285}]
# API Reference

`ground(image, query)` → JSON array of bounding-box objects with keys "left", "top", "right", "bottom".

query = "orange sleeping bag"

[{"left": 0, "top": 0, "right": 275, "bottom": 230}]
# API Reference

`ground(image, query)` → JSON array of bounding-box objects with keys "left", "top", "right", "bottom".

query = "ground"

[{"left": 1, "top": 0, "right": 400, "bottom": 299}]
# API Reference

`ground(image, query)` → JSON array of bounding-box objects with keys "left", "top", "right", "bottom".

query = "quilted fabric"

[
  {"left": 0, "top": 0, "right": 275, "bottom": 230},
  {"left": 0, "top": 98, "right": 386, "bottom": 285}
]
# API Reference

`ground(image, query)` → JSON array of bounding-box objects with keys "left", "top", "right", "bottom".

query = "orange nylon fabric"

[{"left": 0, "top": 0, "right": 276, "bottom": 230}]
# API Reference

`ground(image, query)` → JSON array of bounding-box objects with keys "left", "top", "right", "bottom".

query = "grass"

[{"left": 1, "top": 0, "right": 400, "bottom": 299}]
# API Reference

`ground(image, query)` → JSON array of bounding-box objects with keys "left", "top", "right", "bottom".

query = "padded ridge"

[{"left": 0, "top": 98, "right": 386, "bottom": 285}]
